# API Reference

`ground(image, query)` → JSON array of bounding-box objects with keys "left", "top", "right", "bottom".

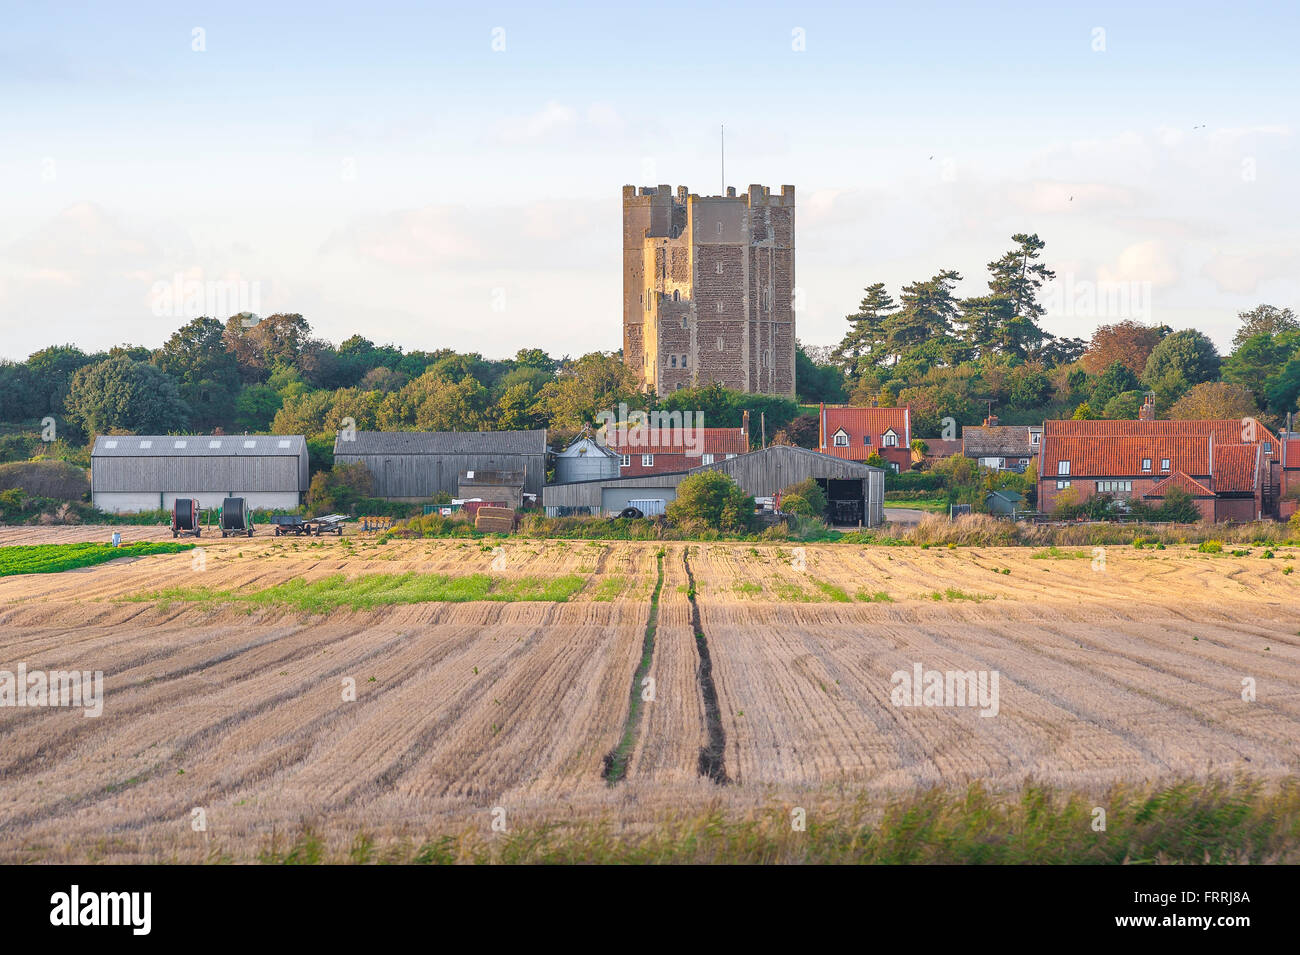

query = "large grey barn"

[
  {"left": 91, "top": 434, "right": 309, "bottom": 513},
  {"left": 334, "top": 431, "right": 547, "bottom": 502},
  {"left": 544, "top": 444, "right": 885, "bottom": 526}
]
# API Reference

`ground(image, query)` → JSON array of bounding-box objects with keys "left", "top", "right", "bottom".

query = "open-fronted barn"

[
  {"left": 333, "top": 430, "right": 547, "bottom": 501},
  {"left": 91, "top": 434, "right": 309, "bottom": 513},
  {"left": 544, "top": 444, "right": 885, "bottom": 525}
]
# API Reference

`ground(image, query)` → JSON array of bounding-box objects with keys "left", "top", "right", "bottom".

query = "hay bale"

[{"left": 474, "top": 506, "right": 515, "bottom": 533}]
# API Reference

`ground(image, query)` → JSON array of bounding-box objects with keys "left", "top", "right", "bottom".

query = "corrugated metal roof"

[
  {"left": 335, "top": 430, "right": 547, "bottom": 455},
  {"left": 92, "top": 434, "right": 307, "bottom": 457},
  {"left": 555, "top": 437, "right": 619, "bottom": 459}
]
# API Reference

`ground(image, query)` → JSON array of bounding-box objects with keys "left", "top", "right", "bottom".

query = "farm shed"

[
  {"left": 553, "top": 436, "right": 620, "bottom": 484},
  {"left": 334, "top": 430, "right": 546, "bottom": 502},
  {"left": 91, "top": 434, "right": 309, "bottom": 513},
  {"left": 544, "top": 444, "right": 885, "bottom": 526},
  {"left": 458, "top": 469, "right": 525, "bottom": 510}
]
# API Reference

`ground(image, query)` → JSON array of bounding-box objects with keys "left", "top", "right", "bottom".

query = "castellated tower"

[{"left": 622, "top": 183, "right": 795, "bottom": 397}]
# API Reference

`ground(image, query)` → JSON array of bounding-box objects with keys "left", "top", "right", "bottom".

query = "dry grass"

[{"left": 1, "top": 528, "right": 1298, "bottom": 862}]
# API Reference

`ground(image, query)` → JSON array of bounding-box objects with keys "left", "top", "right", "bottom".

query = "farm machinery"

[
  {"left": 171, "top": 499, "right": 203, "bottom": 538},
  {"left": 219, "top": 497, "right": 255, "bottom": 538}
]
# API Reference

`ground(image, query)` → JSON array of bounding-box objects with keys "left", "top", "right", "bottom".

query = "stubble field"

[{"left": 1, "top": 526, "right": 1298, "bottom": 862}]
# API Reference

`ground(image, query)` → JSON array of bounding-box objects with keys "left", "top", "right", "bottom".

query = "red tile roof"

[
  {"left": 1283, "top": 438, "right": 1300, "bottom": 469},
  {"left": 604, "top": 426, "right": 748, "bottom": 457},
  {"left": 1041, "top": 435, "right": 1210, "bottom": 478},
  {"left": 1212, "top": 443, "right": 1260, "bottom": 493},
  {"left": 1144, "top": 471, "right": 1214, "bottom": 498},
  {"left": 819, "top": 406, "right": 910, "bottom": 457},
  {"left": 1044, "top": 418, "right": 1279, "bottom": 447}
]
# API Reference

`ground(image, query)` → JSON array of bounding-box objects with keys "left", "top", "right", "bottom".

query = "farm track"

[{"left": 1, "top": 530, "right": 1299, "bottom": 861}]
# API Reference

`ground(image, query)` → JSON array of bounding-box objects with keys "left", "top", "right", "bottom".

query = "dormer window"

[
  {"left": 1141, "top": 458, "right": 1151, "bottom": 472},
  {"left": 1160, "top": 458, "right": 1170, "bottom": 472},
  {"left": 1058, "top": 460, "right": 1070, "bottom": 475},
  {"left": 1030, "top": 432, "right": 1041, "bottom": 446},
  {"left": 832, "top": 429, "right": 849, "bottom": 448},
  {"left": 882, "top": 429, "right": 899, "bottom": 447}
]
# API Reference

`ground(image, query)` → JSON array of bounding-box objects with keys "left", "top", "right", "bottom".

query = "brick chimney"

[
  {"left": 1139, "top": 391, "right": 1156, "bottom": 421},
  {"left": 983, "top": 413, "right": 999, "bottom": 428}
]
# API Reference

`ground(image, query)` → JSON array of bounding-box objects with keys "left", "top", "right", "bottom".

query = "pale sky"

[{"left": 2, "top": 0, "right": 1297, "bottom": 362}]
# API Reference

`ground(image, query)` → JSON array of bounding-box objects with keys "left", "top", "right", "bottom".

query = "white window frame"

[
  {"left": 619, "top": 454, "right": 631, "bottom": 468},
  {"left": 1141, "top": 458, "right": 1151, "bottom": 472},
  {"left": 1056, "top": 480, "right": 1071, "bottom": 489},
  {"left": 833, "top": 429, "right": 849, "bottom": 447},
  {"left": 882, "top": 429, "right": 899, "bottom": 447},
  {"left": 1057, "top": 460, "right": 1070, "bottom": 475},
  {"left": 1160, "top": 458, "right": 1170, "bottom": 472},
  {"left": 701, "top": 453, "right": 715, "bottom": 465},
  {"left": 641, "top": 454, "right": 654, "bottom": 467}
]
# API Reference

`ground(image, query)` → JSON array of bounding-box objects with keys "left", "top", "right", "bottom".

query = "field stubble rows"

[{"left": 0, "top": 529, "right": 1297, "bottom": 861}]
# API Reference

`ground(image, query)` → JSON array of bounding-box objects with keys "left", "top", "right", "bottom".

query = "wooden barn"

[
  {"left": 91, "top": 434, "right": 309, "bottom": 513},
  {"left": 544, "top": 444, "right": 885, "bottom": 526},
  {"left": 333, "top": 430, "right": 547, "bottom": 502}
]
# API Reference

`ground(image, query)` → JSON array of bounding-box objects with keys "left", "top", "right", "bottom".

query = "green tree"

[
  {"left": 1090, "top": 360, "right": 1140, "bottom": 409},
  {"left": 983, "top": 233, "right": 1056, "bottom": 359},
  {"left": 1101, "top": 390, "right": 1144, "bottom": 420},
  {"left": 152, "top": 317, "right": 241, "bottom": 429},
  {"left": 1232, "top": 304, "right": 1298, "bottom": 349},
  {"left": 1071, "top": 402, "right": 1099, "bottom": 420},
  {"left": 885, "top": 270, "right": 963, "bottom": 366},
  {"left": 665, "top": 471, "right": 754, "bottom": 531},
  {"left": 24, "top": 345, "right": 96, "bottom": 415},
  {"left": 64, "top": 355, "right": 192, "bottom": 434},
  {"left": 1142, "top": 329, "right": 1221, "bottom": 409},
  {"left": 795, "top": 343, "right": 848, "bottom": 403},
  {"left": 234, "top": 384, "right": 283, "bottom": 432},
  {"left": 831, "top": 283, "right": 897, "bottom": 379}
]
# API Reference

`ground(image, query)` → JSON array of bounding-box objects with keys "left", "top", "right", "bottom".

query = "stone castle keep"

[{"left": 622, "top": 183, "right": 795, "bottom": 397}]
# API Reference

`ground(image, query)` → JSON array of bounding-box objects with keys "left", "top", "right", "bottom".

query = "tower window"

[
  {"left": 681, "top": 317, "right": 687, "bottom": 329},
  {"left": 716, "top": 221, "right": 723, "bottom": 235},
  {"left": 715, "top": 262, "right": 723, "bottom": 274},
  {"left": 716, "top": 302, "right": 723, "bottom": 313},
  {"left": 681, "top": 354, "right": 687, "bottom": 368},
  {"left": 670, "top": 355, "right": 677, "bottom": 368}
]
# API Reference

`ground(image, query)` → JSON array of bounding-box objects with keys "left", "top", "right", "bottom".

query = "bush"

[
  {"left": 779, "top": 477, "right": 827, "bottom": 517},
  {"left": 0, "top": 460, "right": 89, "bottom": 501},
  {"left": 885, "top": 470, "right": 947, "bottom": 493},
  {"left": 306, "top": 462, "right": 374, "bottom": 513},
  {"left": 666, "top": 471, "right": 755, "bottom": 532},
  {"left": 1198, "top": 540, "right": 1223, "bottom": 554}
]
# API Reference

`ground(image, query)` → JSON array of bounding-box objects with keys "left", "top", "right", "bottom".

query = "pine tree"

[{"left": 831, "top": 283, "right": 897, "bottom": 380}]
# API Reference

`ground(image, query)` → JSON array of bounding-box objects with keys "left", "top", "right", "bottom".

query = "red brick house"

[
  {"left": 816, "top": 405, "right": 912, "bottom": 473},
  {"left": 1037, "top": 416, "right": 1280, "bottom": 522},
  {"left": 603, "top": 425, "right": 749, "bottom": 477},
  {"left": 1280, "top": 431, "right": 1300, "bottom": 520}
]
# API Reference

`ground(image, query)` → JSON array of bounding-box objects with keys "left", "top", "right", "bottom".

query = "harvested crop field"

[{"left": 1, "top": 526, "right": 1298, "bottom": 862}]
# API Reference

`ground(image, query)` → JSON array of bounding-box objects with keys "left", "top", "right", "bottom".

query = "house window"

[
  {"left": 642, "top": 454, "right": 654, "bottom": 467},
  {"left": 1141, "top": 458, "right": 1151, "bottom": 472},
  {"left": 889, "top": 462, "right": 900, "bottom": 473},
  {"left": 1030, "top": 432, "right": 1040, "bottom": 446},
  {"left": 863, "top": 435, "right": 872, "bottom": 446},
  {"left": 1264, "top": 442, "right": 1273, "bottom": 453},
  {"left": 833, "top": 431, "right": 849, "bottom": 447},
  {"left": 883, "top": 431, "right": 898, "bottom": 447},
  {"left": 702, "top": 453, "right": 715, "bottom": 465},
  {"left": 619, "top": 455, "right": 631, "bottom": 468},
  {"left": 1097, "top": 480, "right": 1133, "bottom": 493},
  {"left": 1160, "top": 458, "right": 1170, "bottom": 471},
  {"left": 1057, "top": 460, "right": 1070, "bottom": 475},
  {"left": 1056, "top": 480, "right": 1071, "bottom": 489},
  {"left": 725, "top": 453, "right": 736, "bottom": 460}
]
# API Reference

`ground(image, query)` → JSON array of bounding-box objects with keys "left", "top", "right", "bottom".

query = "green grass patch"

[
  {"left": 925, "top": 587, "right": 994, "bottom": 602},
  {"left": 591, "top": 577, "right": 628, "bottom": 602},
  {"left": 810, "top": 579, "right": 851, "bottom": 602},
  {"left": 1030, "top": 546, "right": 1089, "bottom": 560},
  {"left": 127, "top": 572, "right": 586, "bottom": 612},
  {"left": 855, "top": 590, "right": 894, "bottom": 603},
  {"left": 0, "top": 541, "right": 195, "bottom": 577},
  {"left": 733, "top": 581, "right": 763, "bottom": 595}
]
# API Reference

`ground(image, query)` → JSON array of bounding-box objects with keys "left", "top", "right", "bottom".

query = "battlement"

[{"left": 621, "top": 183, "right": 795, "bottom": 206}]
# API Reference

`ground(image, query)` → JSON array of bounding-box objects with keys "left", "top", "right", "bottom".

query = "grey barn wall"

[
  {"left": 335, "top": 452, "right": 545, "bottom": 501},
  {"left": 544, "top": 445, "right": 885, "bottom": 525},
  {"left": 93, "top": 455, "right": 305, "bottom": 494}
]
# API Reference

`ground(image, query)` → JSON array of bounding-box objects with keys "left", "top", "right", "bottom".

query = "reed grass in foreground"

[
  {"left": 249, "top": 778, "right": 1300, "bottom": 865},
  {"left": 126, "top": 572, "right": 587, "bottom": 611}
]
